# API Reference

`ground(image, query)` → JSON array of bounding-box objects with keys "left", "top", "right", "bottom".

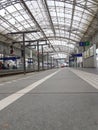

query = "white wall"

[
  {"left": 83, "top": 44, "right": 96, "bottom": 68},
  {"left": 83, "top": 56, "right": 95, "bottom": 67}
]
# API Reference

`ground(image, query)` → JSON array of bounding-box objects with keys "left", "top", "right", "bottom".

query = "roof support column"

[
  {"left": 47, "top": 52, "right": 49, "bottom": 70},
  {"left": 41, "top": 45, "right": 44, "bottom": 70},
  {"left": 37, "top": 41, "right": 40, "bottom": 71},
  {"left": 51, "top": 56, "right": 53, "bottom": 69},
  {"left": 23, "top": 33, "right": 26, "bottom": 74}
]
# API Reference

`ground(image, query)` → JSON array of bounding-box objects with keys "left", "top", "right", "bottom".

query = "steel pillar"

[
  {"left": 42, "top": 45, "right": 44, "bottom": 70},
  {"left": 37, "top": 41, "right": 40, "bottom": 71},
  {"left": 23, "top": 33, "right": 26, "bottom": 74}
]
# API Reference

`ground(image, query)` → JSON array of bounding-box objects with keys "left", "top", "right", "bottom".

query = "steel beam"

[
  {"left": 0, "top": 0, "right": 98, "bottom": 14},
  {"left": 68, "top": 0, "right": 76, "bottom": 43},
  {"left": 20, "top": 0, "right": 46, "bottom": 38},
  {"left": 81, "top": 12, "right": 98, "bottom": 41},
  {"left": 26, "top": 44, "right": 49, "bottom": 47},
  {"left": 20, "top": 0, "right": 56, "bottom": 53},
  {"left": 41, "top": 0, "right": 55, "bottom": 36},
  {"left": 12, "top": 36, "right": 78, "bottom": 45},
  {"left": 8, "top": 30, "right": 40, "bottom": 35},
  {"left": 45, "top": 36, "right": 77, "bottom": 43},
  {"left": 13, "top": 39, "right": 47, "bottom": 44},
  {"left": 49, "top": 0, "right": 97, "bottom": 14}
]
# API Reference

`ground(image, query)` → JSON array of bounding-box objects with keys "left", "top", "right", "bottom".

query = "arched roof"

[{"left": 0, "top": 0, "right": 98, "bottom": 58}]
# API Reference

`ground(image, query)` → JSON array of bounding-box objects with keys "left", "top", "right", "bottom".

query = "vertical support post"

[
  {"left": 51, "top": 56, "right": 52, "bottom": 69},
  {"left": 42, "top": 45, "right": 44, "bottom": 70},
  {"left": 47, "top": 52, "right": 49, "bottom": 69},
  {"left": 94, "top": 44, "right": 97, "bottom": 68},
  {"left": 56, "top": 59, "right": 58, "bottom": 68},
  {"left": 37, "top": 41, "right": 40, "bottom": 71},
  {"left": 23, "top": 33, "right": 26, "bottom": 74},
  {"left": 52, "top": 57, "right": 54, "bottom": 68},
  {"left": 83, "top": 46, "right": 85, "bottom": 52},
  {"left": 3, "top": 48, "right": 5, "bottom": 65},
  {"left": 29, "top": 49, "right": 33, "bottom": 69}
]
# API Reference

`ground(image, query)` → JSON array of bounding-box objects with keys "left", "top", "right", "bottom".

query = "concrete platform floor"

[{"left": 0, "top": 68, "right": 98, "bottom": 130}]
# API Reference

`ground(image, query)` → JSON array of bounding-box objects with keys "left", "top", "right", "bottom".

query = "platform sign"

[
  {"left": 72, "top": 53, "right": 82, "bottom": 57},
  {"left": 79, "top": 41, "right": 90, "bottom": 46},
  {"left": 79, "top": 42, "right": 84, "bottom": 46},
  {"left": 0, "top": 56, "right": 20, "bottom": 61},
  {"left": 85, "top": 41, "right": 90, "bottom": 46}
]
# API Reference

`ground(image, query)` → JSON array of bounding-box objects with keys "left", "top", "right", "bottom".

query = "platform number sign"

[{"left": 79, "top": 41, "right": 90, "bottom": 46}]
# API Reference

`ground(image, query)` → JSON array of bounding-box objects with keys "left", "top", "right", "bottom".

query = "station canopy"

[{"left": 0, "top": 0, "right": 98, "bottom": 59}]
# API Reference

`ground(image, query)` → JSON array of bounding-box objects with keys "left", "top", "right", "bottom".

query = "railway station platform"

[
  {"left": 74, "top": 67, "right": 98, "bottom": 75},
  {"left": 0, "top": 68, "right": 98, "bottom": 130},
  {"left": 0, "top": 0, "right": 98, "bottom": 129}
]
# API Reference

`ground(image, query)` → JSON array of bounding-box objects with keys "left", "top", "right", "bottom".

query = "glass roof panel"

[
  {"left": 0, "top": 0, "right": 97, "bottom": 59},
  {"left": 6, "top": 5, "right": 17, "bottom": 13},
  {"left": 14, "top": 3, "right": 23, "bottom": 9}
]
